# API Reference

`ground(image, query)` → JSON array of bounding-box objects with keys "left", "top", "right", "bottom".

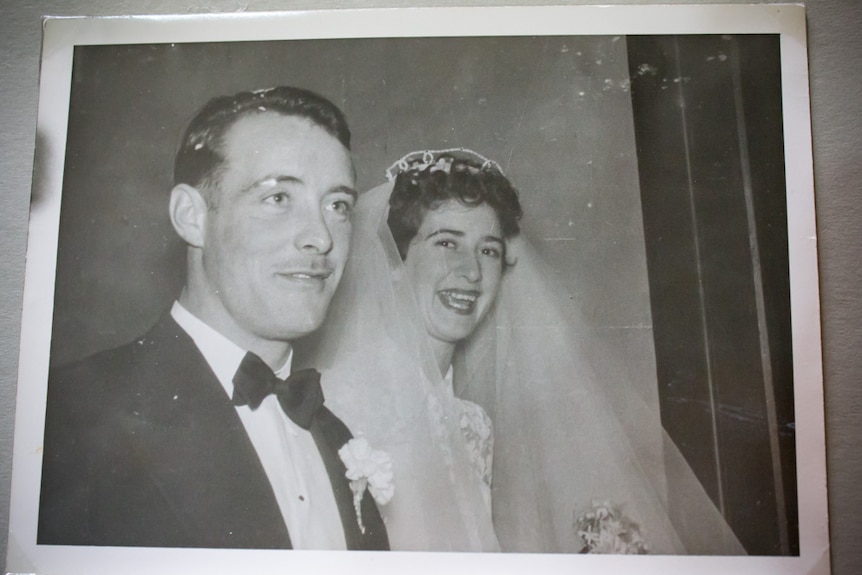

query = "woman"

[
  {"left": 304, "top": 149, "right": 744, "bottom": 554},
  {"left": 297, "top": 150, "right": 509, "bottom": 551},
  {"left": 385, "top": 151, "right": 524, "bottom": 502}
]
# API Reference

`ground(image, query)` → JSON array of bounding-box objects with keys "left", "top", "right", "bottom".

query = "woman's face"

[{"left": 403, "top": 199, "right": 505, "bottom": 347}]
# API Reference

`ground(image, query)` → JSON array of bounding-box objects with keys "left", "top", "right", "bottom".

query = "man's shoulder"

[
  {"left": 52, "top": 335, "right": 144, "bottom": 383},
  {"left": 39, "top": 311, "right": 241, "bottom": 547},
  {"left": 53, "top": 312, "right": 183, "bottom": 375},
  {"left": 47, "top": 312, "right": 197, "bottom": 409}
]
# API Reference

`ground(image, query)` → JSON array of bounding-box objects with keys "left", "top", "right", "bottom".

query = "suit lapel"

[
  {"left": 123, "top": 313, "right": 388, "bottom": 550},
  {"left": 310, "top": 407, "right": 390, "bottom": 551},
  {"left": 120, "top": 314, "right": 292, "bottom": 548}
]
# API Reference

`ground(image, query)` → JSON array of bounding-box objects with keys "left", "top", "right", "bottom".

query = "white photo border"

[{"left": 7, "top": 5, "right": 827, "bottom": 575}]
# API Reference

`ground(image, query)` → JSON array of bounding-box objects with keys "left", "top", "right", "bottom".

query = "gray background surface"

[
  {"left": 48, "top": 36, "right": 645, "bottom": 370},
  {"left": 1, "top": 0, "right": 859, "bottom": 573}
]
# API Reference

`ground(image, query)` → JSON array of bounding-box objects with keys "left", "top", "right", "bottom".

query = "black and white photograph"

[{"left": 5, "top": 5, "right": 827, "bottom": 575}]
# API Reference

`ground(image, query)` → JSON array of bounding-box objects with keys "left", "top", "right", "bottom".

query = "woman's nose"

[{"left": 455, "top": 252, "right": 482, "bottom": 282}]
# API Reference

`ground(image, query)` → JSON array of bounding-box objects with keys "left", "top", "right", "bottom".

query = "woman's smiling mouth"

[{"left": 437, "top": 289, "right": 480, "bottom": 314}]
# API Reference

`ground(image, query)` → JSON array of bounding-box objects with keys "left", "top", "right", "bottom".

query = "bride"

[{"left": 301, "top": 148, "right": 744, "bottom": 554}]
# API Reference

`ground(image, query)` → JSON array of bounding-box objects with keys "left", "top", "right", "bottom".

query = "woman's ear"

[{"left": 169, "top": 184, "right": 208, "bottom": 248}]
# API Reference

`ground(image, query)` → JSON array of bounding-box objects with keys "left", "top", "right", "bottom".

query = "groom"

[{"left": 38, "top": 87, "right": 389, "bottom": 550}]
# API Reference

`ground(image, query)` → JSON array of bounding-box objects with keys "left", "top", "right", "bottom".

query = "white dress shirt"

[{"left": 171, "top": 302, "right": 346, "bottom": 550}]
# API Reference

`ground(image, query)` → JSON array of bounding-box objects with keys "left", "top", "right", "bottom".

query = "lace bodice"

[
  {"left": 441, "top": 366, "right": 493, "bottom": 511},
  {"left": 454, "top": 397, "right": 494, "bottom": 489}
]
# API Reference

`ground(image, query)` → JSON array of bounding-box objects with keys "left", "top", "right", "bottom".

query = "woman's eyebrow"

[{"left": 425, "top": 228, "right": 466, "bottom": 240}]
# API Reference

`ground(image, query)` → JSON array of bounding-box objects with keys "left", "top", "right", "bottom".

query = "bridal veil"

[{"left": 301, "top": 171, "right": 744, "bottom": 554}]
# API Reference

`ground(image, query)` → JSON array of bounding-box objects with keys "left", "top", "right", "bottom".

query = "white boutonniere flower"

[{"left": 338, "top": 437, "right": 394, "bottom": 534}]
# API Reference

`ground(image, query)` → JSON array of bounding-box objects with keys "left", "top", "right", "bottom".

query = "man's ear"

[{"left": 169, "top": 184, "right": 208, "bottom": 248}]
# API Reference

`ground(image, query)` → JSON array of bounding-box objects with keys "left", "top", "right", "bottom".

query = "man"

[{"left": 38, "top": 87, "right": 389, "bottom": 550}]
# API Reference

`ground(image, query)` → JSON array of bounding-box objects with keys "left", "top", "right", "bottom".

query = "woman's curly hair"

[{"left": 387, "top": 155, "right": 523, "bottom": 267}]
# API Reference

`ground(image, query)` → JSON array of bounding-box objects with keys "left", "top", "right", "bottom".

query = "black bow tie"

[{"left": 231, "top": 352, "right": 324, "bottom": 430}]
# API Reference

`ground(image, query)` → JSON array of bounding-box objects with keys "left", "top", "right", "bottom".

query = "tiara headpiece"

[{"left": 385, "top": 148, "right": 505, "bottom": 182}]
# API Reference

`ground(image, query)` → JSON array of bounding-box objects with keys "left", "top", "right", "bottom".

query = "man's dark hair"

[
  {"left": 387, "top": 155, "right": 523, "bottom": 266},
  {"left": 173, "top": 86, "right": 351, "bottom": 193}
]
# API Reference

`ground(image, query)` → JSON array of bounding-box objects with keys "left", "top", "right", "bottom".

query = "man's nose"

[{"left": 294, "top": 206, "right": 333, "bottom": 254}]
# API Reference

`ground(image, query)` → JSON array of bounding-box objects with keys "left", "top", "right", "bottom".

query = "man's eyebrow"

[
  {"left": 242, "top": 175, "right": 302, "bottom": 194},
  {"left": 243, "top": 176, "right": 357, "bottom": 199},
  {"left": 331, "top": 185, "right": 358, "bottom": 200}
]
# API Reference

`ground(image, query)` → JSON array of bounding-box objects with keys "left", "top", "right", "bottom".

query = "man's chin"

[{"left": 268, "top": 309, "right": 330, "bottom": 340}]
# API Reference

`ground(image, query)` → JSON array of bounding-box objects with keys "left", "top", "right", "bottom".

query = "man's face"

[
  {"left": 403, "top": 200, "right": 505, "bottom": 347},
  {"left": 195, "top": 112, "right": 355, "bottom": 346}
]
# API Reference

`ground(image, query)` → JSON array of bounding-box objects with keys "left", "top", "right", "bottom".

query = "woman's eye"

[{"left": 481, "top": 247, "right": 502, "bottom": 258}]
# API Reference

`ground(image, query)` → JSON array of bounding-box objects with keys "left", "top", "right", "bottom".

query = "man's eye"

[
  {"left": 435, "top": 239, "right": 456, "bottom": 249},
  {"left": 328, "top": 199, "right": 354, "bottom": 215},
  {"left": 265, "top": 192, "right": 289, "bottom": 205}
]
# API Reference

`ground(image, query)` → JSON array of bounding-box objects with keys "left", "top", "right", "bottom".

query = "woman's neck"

[{"left": 429, "top": 338, "right": 456, "bottom": 381}]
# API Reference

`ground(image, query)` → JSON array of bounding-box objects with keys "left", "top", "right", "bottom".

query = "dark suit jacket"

[{"left": 38, "top": 313, "right": 388, "bottom": 550}]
